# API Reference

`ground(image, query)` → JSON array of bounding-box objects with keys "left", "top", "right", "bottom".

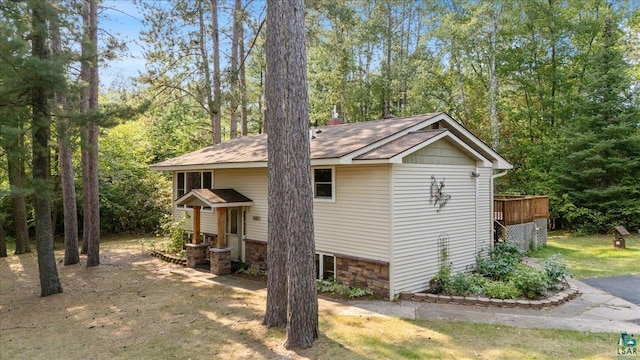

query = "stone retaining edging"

[
  {"left": 151, "top": 250, "right": 187, "bottom": 267},
  {"left": 399, "top": 283, "right": 581, "bottom": 309}
]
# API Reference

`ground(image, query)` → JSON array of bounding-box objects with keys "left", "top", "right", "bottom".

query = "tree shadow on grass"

[{"left": 1, "top": 247, "right": 364, "bottom": 359}]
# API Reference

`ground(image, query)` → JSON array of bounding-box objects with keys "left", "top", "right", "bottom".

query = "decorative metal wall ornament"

[{"left": 430, "top": 175, "right": 451, "bottom": 212}]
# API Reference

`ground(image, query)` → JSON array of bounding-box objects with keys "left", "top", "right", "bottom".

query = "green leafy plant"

[
  {"left": 541, "top": 254, "right": 569, "bottom": 288},
  {"left": 445, "top": 272, "right": 486, "bottom": 296},
  {"left": 316, "top": 278, "right": 374, "bottom": 298},
  {"left": 159, "top": 213, "right": 188, "bottom": 255},
  {"left": 482, "top": 280, "right": 519, "bottom": 299},
  {"left": 429, "top": 244, "right": 452, "bottom": 294},
  {"left": 476, "top": 242, "right": 523, "bottom": 281},
  {"left": 238, "top": 267, "right": 267, "bottom": 276},
  {"left": 509, "top": 264, "right": 549, "bottom": 299}
]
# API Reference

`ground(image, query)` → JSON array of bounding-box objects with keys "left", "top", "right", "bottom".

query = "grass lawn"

[
  {"left": 529, "top": 232, "right": 640, "bottom": 279},
  {"left": 0, "top": 236, "right": 624, "bottom": 359}
]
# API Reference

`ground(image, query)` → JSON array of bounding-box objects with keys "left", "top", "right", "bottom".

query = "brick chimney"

[{"left": 328, "top": 105, "right": 343, "bottom": 125}]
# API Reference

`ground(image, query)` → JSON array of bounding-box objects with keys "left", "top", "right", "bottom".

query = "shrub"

[
  {"left": 316, "top": 278, "right": 374, "bottom": 298},
  {"left": 476, "top": 242, "right": 523, "bottom": 281},
  {"left": 541, "top": 254, "right": 569, "bottom": 288},
  {"left": 159, "top": 214, "right": 188, "bottom": 255},
  {"left": 510, "top": 264, "right": 549, "bottom": 299},
  {"left": 239, "top": 267, "right": 267, "bottom": 276},
  {"left": 445, "top": 272, "right": 486, "bottom": 296},
  {"left": 482, "top": 280, "right": 519, "bottom": 299}
]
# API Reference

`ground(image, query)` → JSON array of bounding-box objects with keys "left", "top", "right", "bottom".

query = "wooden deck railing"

[{"left": 494, "top": 195, "right": 549, "bottom": 226}]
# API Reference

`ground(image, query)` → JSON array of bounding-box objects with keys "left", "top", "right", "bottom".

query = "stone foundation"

[
  {"left": 335, "top": 254, "right": 389, "bottom": 297},
  {"left": 245, "top": 239, "right": 267, "bottom": 270},
  {"left": 209, "top": 248, "right": 232, "bottom": 275}
]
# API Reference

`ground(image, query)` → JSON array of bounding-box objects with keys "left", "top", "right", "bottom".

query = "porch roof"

[{"left": 176, "top": 188, "right": 253, "bottom": 208}]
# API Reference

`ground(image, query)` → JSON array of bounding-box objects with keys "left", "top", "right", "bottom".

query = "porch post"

[
  {"left": 216, "top": 207, "right": 226, "bottom": 248},
  {"left": 193, "top": 205, "right": 201, "bottom": 244}
]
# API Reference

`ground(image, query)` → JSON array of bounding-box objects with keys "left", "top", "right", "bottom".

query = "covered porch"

[{"left": 176, "top": 188, "right": 253, "bottom": 274}]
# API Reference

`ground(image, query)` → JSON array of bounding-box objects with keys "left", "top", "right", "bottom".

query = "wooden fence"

[{"left": 494, "top": 195, "right": 549, "bottom": 226}]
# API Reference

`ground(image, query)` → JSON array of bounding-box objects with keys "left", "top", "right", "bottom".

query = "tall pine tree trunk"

[
  {"left": 229, "top": 0, "right": 242, "bottom": 139},
  {"left": 211, "top": 0, "right": 222, "bottom": 144},
  {"left": 81, "top": 0, "right": 100, "bottom": 267},
  {"left": 239, "top": 17, "right": 248, "bottom": 137},
  {"left": 30, "top": 0, "right": 63, "bottom": 297},
  {"left": 0, "top": 221, "right": 7, "bottom": 258},
  {"left": 282, "top": 0, "right": 317, "bottom": 348},
  {"left": 197, "top": 1, "right": 216, "bottom": 146},
  {"left": 8, "top": 143, "right": 30, "bottom": 254},
  {"left": 51, "top": 0, "right": 79, "bottom": 265},
  {"left": 263, "top": 0, "right": 288, "bottom": 329}
]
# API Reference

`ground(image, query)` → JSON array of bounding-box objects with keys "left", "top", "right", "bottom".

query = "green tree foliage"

[
  {"left": 98, "top": 121, "right": 172, "bottom": 234},
  {"left": 558, "top": 16, "right": 640, "bottom": 233}
]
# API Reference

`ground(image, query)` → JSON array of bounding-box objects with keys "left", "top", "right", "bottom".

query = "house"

[{"left": 150, "top": 112, "right": 512, "bottom": 300}]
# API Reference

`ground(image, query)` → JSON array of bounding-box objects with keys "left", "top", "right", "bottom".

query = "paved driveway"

[{"left": 583, "top": 275, "right": 640, "bottom": 306}]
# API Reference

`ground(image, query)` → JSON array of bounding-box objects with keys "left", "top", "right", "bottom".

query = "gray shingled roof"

[{"left": 150, "top": 113, "right": 440, "bottom": 168}]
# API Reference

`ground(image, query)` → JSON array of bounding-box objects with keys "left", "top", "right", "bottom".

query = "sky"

[{"left": 100, "top": 1, "right": 146, "bottom": 90}]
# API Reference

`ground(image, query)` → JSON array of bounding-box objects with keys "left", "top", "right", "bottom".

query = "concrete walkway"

[{"left": 171, "top": 268, "right": 640, "bottom": 334}]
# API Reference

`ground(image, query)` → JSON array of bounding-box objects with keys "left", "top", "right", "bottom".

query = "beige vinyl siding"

[
  {"left": 403, "top": 138, "right": 475, "bottom": 166},
  {"left": 314, "top": 165, "right": 391, "bottom": 261},
  {"left": 174, "top": 208, "right": 217, "bottom": 233},
  {"left": 391, "top": 164, "right": 479, "bottom": 294},
  {"left": 214, "top": 168, "right": 269, "bottom": 242},
  {"left": 476, "top": 167, "right": 493, "bottom": 258}
]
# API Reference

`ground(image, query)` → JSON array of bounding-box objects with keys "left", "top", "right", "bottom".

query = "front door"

[{"left": 226, "top": 207, "right": 243, "bottom": 261}]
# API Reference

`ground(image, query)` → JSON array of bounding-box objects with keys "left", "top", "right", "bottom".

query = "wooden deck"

[{"left": 494, "top": 195, "right": 549, "bottom": 226}]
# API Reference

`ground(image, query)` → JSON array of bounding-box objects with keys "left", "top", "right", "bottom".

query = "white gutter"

[{"left": 492, "top": 170, "right": 508, "bottom": 179}]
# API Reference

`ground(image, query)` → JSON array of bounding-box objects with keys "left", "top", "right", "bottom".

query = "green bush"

[
  {"left": 482, "top": 280, "right": 519, "bottom": 299},
  {"left": 476, "top": 242, "right": 523, "bottom": 281},
  {"left": 316, "top": 278, "right": 374, "bottom": 298},
  {"left": 159, "top": 214, "right": 188, "bottom": 255},
  {"left": 445, "top": 272, "right": 486, "bottom": 296},
  {"left": 238, "top": 267, "right": 267, "bottom": 276},
  {"left": 510, "top": 264, "right": 549, "bottom": 299},
  {"left": 541, "top": 254, "right": 569, "bottom": 288}
]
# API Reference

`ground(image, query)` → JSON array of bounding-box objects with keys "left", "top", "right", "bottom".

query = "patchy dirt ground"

[
  {"left": 0, "top": 238, "right": 333, "bottom": 359},
  {"left": 0, "top": 237, "right": 619, "bottom": 360}
]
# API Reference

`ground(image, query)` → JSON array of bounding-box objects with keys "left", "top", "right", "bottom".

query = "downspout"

[{"left": 491, "top": 169, "right": 508, "bottom": 249}]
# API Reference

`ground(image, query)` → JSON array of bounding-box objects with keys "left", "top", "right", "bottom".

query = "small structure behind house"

[
  {"left": 609, "top": 225, "right": 630, "bottom": 249},
  {"left": 494, "top": 195, "right": 549, "bottom": 251}
]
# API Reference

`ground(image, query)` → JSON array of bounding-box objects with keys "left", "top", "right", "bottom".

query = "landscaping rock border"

[
  {"left": 151, "top": 250, "right": 187, "bottom": 267},
  {"left": 399, "top": 284, "right": 581, "bottom": 309}
]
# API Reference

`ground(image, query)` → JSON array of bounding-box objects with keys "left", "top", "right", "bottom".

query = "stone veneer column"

[
  {"left": 185, "top": 243, "right": 208, "bottom": 268},
  {"left": 209, "top": 248, "right": 232, "bottom": 275}
]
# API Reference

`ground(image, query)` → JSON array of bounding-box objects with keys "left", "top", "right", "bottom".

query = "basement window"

[
  {"left": 313, "top": 167, "right": 334, "bottom": 201},
  {"left": 315, "top": 253, "right": 336, "bottom": 280}
]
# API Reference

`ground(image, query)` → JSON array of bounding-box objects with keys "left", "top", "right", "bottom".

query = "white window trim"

[
  {"left": 174, "top": 170, "right": 215, "bottom": 212},
  {"left": 316, "top": 252, "right": 336, "bottom": 280},
  {"left": 312, "top": 166, "right": 335, "bottom": 202}
]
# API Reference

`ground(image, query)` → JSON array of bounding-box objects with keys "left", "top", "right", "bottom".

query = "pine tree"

[{"left": 560, "top": 17, "right": 640, "bottom": 232}]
